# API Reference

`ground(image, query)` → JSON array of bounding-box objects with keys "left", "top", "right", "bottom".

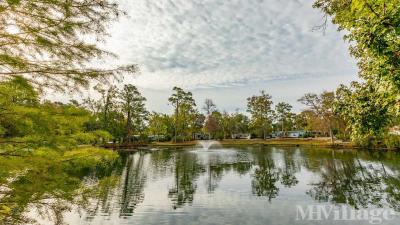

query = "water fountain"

[{"left": 197, "top": 140, "right": 222, "bottom": 150}]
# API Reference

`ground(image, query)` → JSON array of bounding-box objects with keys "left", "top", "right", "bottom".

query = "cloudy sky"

[{"left": 64, "top": 0, "right": 359, "bottom": 113}]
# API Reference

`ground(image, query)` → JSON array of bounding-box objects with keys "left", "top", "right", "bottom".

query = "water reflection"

[
  {"left": 2, "top": 146, "right": 400, "bottom": 225},
  {"left": 307, "top": 151, "right": 400, "bottom": 210},
  {"left": 168, "top": 152, "right": 205, "bottom": 209}
]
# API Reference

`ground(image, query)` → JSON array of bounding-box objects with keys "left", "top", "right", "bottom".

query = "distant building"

[
  {"left": 231, "top": 133, "right": 251, "bottom": 139},
  {"left": 148, "top": 135, "right": 166, "bottom": 142},
  {"left": 287, "top": 130, "right": 306, "bottom": 138},
  {"left": 193, "top": 133, "right": 210, "bottom": 140},
  {"left": 271, "top": 131, "right": 284, "bottom": 138}
]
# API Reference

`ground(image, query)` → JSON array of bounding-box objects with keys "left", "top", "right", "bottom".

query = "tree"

[
  {"left": 274, "top": 102, "right": 293, "bottom": 133},
  {"left": 202, "top": 99, "right": 217, "bottom": 116},
  {"left": 298, "top": 92, "right": 336, "bottom": 143},
  {"left": 191, "top": 112, "right": 206, "bottom": 136},
  {"left": 232, "top": 112, "right": 250, "bottom": 135},
  {"left": 314, "top": 0, "right": 400, "bottom": 144},
  {"left": 313, "top": 0, "right": 400, "bottom": 91},
  {"left": 168, "top": 87, "right": 196, "bottom": 142},
  {"left": 202, "top": 99, "right": 219, "bottom": 138},
  {"left": 204, "top": 111, "right": 225, "bottom": 139},
  {"left": 119, "top": 85, "right": 148, "bottom": 141},
  {"left": 83, "top": 84, "right": 125, "bottom": 139},
  {"left": 95, "top": 84, "right": 119, "bottom": 130},
  {"left": 247, "top": 91, "right": 274, "bottom": 139},
  {"left": 0, "top": 77, "right": 113, "bottom": 148},
  {"left": 204, "top": 115, "right": 219, "bottom": 137},
  {"left": 147, "top": 113, "right": 171, "bottom": 140},
  {"left": 0, "top": 0, "right": 136, "bottom": 91},
  {"left": 335, "top": 82, "right": 394, "bottom": 145}
]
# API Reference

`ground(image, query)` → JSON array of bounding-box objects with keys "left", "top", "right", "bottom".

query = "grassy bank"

[{"left": 151, "top": 138, "right": 356, "bottom": 149}]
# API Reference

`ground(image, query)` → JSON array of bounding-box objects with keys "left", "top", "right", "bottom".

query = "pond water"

[{"left": 3, "top": 145, "right": 400, "bottom": 225}]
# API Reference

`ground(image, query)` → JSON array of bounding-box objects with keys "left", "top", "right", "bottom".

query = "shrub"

[
  {"left": 71, "top": 132, "right": 97, "bottom": 144},
  {"left": 383, "top": 134, "right": 400, "bottom": 150},
  {"left": 172, "top": 136, "right": 186, "bottom": 142}
]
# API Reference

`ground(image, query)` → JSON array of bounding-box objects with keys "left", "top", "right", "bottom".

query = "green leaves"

[
  {"left": 0, "top": 0, "right": 136, "bottom": 91},
  {"left": 247, "top": 91, "right": 274, "bottom": 138},
  {"left": 334, "top": 82, "right": 395, "bottom": 145},
  {"left": 6, "top": 0, "right": 20, "bottom": 5},
  {"left": 314, "top": 0, "right": 400, "bottom": 146},
  {"left": 168, "top": 87, "right": 198, "bottom": 141},
  {"left": 120, "top": 84, "right": 149, "bottom": 137}
]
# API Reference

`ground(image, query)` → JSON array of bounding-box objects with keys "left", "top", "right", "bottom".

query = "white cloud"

[
  {"left": 48, "top": 0, "right": 359, "bottom": 114},
  {"left": 103, "top": 0, "right": 356, "bottom": 90}
]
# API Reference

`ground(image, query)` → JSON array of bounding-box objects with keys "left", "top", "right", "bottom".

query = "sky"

[{"left": 52, "top": 0, "right": 358, "bottom": 114}]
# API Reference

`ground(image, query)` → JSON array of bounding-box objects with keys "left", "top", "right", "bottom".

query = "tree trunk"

[
  {"left": 329, "top": 127, "right": 334, "bottom": 144},
  {"left": 174, "top": 100, "right": 179, "bottom": 143},
  {"left": 126, "top": 110, "right": 132, "bottom": 142}
]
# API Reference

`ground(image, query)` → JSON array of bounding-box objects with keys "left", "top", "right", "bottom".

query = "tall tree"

[
  {"left": 314, "top": 0, "right": 400, "bottom": 144},
  {"left": 298, "top": 92, "right": 336, "bottom": 143},
  {"left": 202, "top": 99, "right": 218, "bottom": 138},
  {"left": 313, "top": 0, "right": 400, "bottom": 91},
  {"left": 119, "top": 84, "right": 148, "bottom": 141},
  {"left": 0, "top": 0, "right": 136, "bottom": 91},
  {"left": 94, "top": 84, "right": 118, "bottom": 130},
  {"left": 247, "top": 91, "right": 274, "bottom": 139},
  {"left": 335, "top": 82, "right": 394, "bottom": 145},
  {"left": 168, "top": 87, "right": 196, "bottom": 142},
  {"left": 274, "top": 102, "right": 293, "bottom": 133}
]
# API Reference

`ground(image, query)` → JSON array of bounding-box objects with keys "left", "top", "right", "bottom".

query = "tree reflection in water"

[
  {"left": 2, "top": 147, "right": 400, "bottom": 225},
  {"left": 168, "top": 152, "right": 205, "bottom": 209},
  {"left": 0, "top": 150, "right": 123, "bottom": 225},
  {"left": 307, "top": 150, "right": 400, "bottom": 210},
  {"left": 119, "top": 153, "right": 148, "bottom": 216},
  {"left": 251, "top": 149, "right": 280, "bottom": 201}
]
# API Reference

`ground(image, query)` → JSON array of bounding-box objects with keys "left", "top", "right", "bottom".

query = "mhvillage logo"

[{"left": 296, "top": 205, "right": 397, "bottom": 224}]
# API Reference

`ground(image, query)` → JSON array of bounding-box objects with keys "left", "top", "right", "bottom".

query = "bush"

[
  {"left": 71, "top": 130, "right": 112, "bottom": 145},
  {"left": 353, "top": 135, "right": 381, "bottom": 148},
  {"left": 383, "top": 134, "right": 400, "bottom": 150},
  {"left": 335, "top": 133, "right": 351, "bottom": 142},
  {"left": 92, "top": 130, "right": 113, "bottom": 143},
  {"left": 71, "top": 132, "right": 97, "bottom": 144},
  {"left": 172, "top": 135, "right": 186, "bottom": 142},
  {"left": 214, "top": 133, "right": 224, "bottom": 140}
]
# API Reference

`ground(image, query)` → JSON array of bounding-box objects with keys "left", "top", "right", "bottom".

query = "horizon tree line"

[{"left": 79, "top": 83, "right": 353, "bottom": 143}]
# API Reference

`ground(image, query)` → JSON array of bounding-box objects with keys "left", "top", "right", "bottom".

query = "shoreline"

[
  {"left": 148, "top": 138, "right": 358, "bottom": 149},
  {"left": 103, "top": 138, "right": 398, "bottom": 151}
]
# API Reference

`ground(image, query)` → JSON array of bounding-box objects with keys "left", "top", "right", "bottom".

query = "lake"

[{"left": 3, "top": 145, "right": 400, "bottom": 225}]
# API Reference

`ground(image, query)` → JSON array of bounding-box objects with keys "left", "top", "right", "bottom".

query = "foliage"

[
  {"left": 335, "top": 82, "right": 395, "bottom": 144},
  {"left": 298, "top": 91, "right": 341, "bottom": 141},
  {"left": 0, "top": 77, "right": 112, "bottom": 150},
  {"left": 274, "top": 102, "right": 294, "bottom": 132},
  {"left": 247, "top": 91, "right": 274, "bottom": 138},
  {"left": 313, "top": 0, "right": 400, "bottom": 90},
  {"left": 119, "top": 84, "right": 149, "bottom": 138},
  {"left": 383, "top": 134, "right": 400, "bottom": 150},
  {"left": 147, "top": 112, "right": 174, "bottom": 140},
  {"left": 204, "top": 111, "right": 223, "bottom": 139},
  {"left": 0, "top": 0, "right": 136, "bottom": 91},
  {"left": 83, "top": 84, "right": 149, "bottom": 141},
  {"left": 168, "top": 87, "right": 198, "bottom": 142},
  {"left": 314, "top": 0, "right": 400, "bottom": 146}
]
